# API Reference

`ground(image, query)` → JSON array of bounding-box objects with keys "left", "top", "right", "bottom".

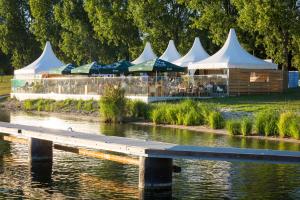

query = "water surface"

[{"left": 0, "top": 111, "right": 299, "bottom": 199}]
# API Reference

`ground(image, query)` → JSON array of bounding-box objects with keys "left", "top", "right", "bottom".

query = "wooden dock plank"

[{"left": 0, "top": 122, "right": 299, "bottom": 163}]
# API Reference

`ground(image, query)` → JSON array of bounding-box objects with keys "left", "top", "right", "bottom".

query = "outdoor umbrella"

[
  {"left": 128, "top": 58, "right": 186, "bottom": 73},
  {"left": 71, "top": 61, "right": 99, "bottom": 74},
  {"left": 49, "top": 63, "right": 76, "bottom": 75},
  {"left": 99, "top": 60, "right": 133, "bottom": 74}
]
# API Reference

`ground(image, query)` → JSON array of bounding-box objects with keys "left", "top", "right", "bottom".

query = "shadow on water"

[{"left": 30, "top": 161, "right": 53, "bottom": 187}]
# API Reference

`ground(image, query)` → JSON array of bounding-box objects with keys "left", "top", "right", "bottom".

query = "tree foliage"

[
  {"left": 0, "top": 0, "right": 299, "bottom": 73},
  {"left": 0, "top": 0, "right": 39, "bottom": 69}
]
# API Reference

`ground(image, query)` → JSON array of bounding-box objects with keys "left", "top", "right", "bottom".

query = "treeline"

[{"left": 0, "top": 0, "right": 299, "bottom": 74}]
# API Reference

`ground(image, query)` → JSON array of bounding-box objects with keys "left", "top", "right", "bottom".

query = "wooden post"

[
  {"left": 29, "top": 138, "right": 53, "bottom": 162},
  {"left": 139, "top": 157, "right": 173, "bottom": 190}
]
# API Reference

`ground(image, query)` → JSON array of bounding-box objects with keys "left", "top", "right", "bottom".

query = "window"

[{"left": 250, "top": 72, "right": 269, "bottom": 83}]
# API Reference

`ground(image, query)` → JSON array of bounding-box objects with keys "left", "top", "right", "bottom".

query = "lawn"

[
  {"left": 0, "top": 75, "right": 12, "bottom": 96},
  {"left": 201, "top": 88, "right": 300, "bottom": 113}
]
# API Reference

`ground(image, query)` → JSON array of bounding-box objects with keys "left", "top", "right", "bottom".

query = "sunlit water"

[{"left": 0, "top": 110, "right": 299, "bottom": 199}]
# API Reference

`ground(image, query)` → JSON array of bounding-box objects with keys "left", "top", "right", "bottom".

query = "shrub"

[
  {"left": 183, "top": 108, "right": 203, "bottom": 126},
  {"left": 77, "top": 100, "right": 83, "bottom": 111},
  {"left": 278, "top": 112, "right": 300, "bottom": 139},
  {"left": 241, "top": 118, "right": 253, "bottom": 136},
  {"left": 254, "top": 110, "right": 279, "bottom": 136},
  {"left": 23, "top": 100, "right": 33, "bottom": 111},
  {"left": 36, "top": 99, "right": 44, "bottom": 111},
  {"left": 151, "top": 107, "right": 166, "bottom": 124},
  {"left": 290, "top": 118, "right": 300, "bottom": 140},
  {"left": 226, "top": 120, "right": 242, "bottom": 135},
  {"left": 208, "top": 111, "right": 224, "bottom": 129},
  {"left": 99, "top": 84, "right": 126, "bottom": 123},
  {"left": 199, "top": 103, "right": 215, "bottom": 124},
  {"left": 126, "top": 100, "right": 150, "bottom": 119},
  {"left": 264, "top": 111, "right": 279, "bottom": 136},
  {"left": 165, "top": 106, "right": 178, "bottom": 125},
  {"left": 83, "top": 100, "right": 94, "bottom": 112}
]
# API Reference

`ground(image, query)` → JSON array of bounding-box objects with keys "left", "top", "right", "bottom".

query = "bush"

[
  {"left": 36, "top": 99, "right": 44, "bottom": 111},
  {"left": 241, "top": 118, "right": 253, "bottom": 136},
  {"left": 77, "top": 100, "right": 83, "bottom": 111},
  {"left": 83, "top": 100, "right": 94, "bottom": 112},
  {"left": 183, "top": 108, "right": 203, "bottom": 126},
  {"left": 151, "top": 107, "right": 166, "bottom": 124},
  {"left": 126, "top": 100, "right": 150, "bottom": 119},
  {"left": 254, "top": 110, "right": 279, "bottom": 136},
  {"left": 165, "top": 106, "right": 178, "bottom": 125},
  {"left": 23, "top": 99, "right": 34, "bottom": 111},
  {"left": 208, "top": 111, "right": 224, "bottom": 129},
  {"left": 99, "top": 84, "right": 126, "bottom": 123},
  {"left": 278, "top": 112, "right": 300, "bottom": 139},
  {"left": 290, "top": 118, "right": 300, "bottom": 140},
  {"left": 226, "top": 120, "right": 242, "bottom": 135}
]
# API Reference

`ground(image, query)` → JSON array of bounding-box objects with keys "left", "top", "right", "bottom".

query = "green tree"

[
  {"left": 182, "top": 0, "right": 266, "bottom": 56},
  {"left": 0, "top": 0, "right": 39, "bottom": 69},
  {"left": 128, "top": 0, "right": 200, "bottom": 56},
  {"left": 84, "top": 0, "right": 141, "bottom": 60},
  {"left": 232, "top": 0, "right": 300, "bottom": 70},
  {"left": 29, "top": 0, "right": 67, "bottom": 64},
  {"left": 54, "top": 0, "right": 105, "bottom": 65}
]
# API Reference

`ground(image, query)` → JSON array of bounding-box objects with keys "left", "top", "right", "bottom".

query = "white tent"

[
  {"left": 159, "top": 40, "right": 181, "bottom": 62},
  {"left": 132, "top": 42, "right": 157, "bottom": 65},
  {"left": 189, "top": 29, "right": 277, "bottom": 70},
  {"left": 173, "top": 37, "right": 209, "bottom": 67},
  {"left": 14, "top": 41, "right": 64, "bottom": 79}
]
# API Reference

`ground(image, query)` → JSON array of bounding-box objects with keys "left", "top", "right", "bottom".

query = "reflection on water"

[{"left": 0, "top": 110, "right": 299, "bottom": 199}]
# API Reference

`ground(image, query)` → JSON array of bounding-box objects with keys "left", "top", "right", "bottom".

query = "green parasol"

[
  {"left": 49, "top": 63, "right": 76, "bottom": 75},
  {"left": 128, "top": 58, "right": 186, "bottom": 73},
  {"left": 71, "top": 62, "right": 99, "bottom": 74},
  {"left": 99, "top": 60, "right": 133, "bottom": 74}
]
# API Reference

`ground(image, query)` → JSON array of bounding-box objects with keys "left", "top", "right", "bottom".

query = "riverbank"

[
  {"left": 1, "top": 94, "right": 299, "bottom": 142},
  {"left": 1, "top": 98, "right": 299, "bottom": 144}
]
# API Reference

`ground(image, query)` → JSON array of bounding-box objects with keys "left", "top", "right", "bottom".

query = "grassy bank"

[
  {"left": 2, "top": 87, "right": 300, "bottom": 141},
  {"left": 202, "top": 88, "right": 300, "bottom": 113},
  {"left": 0, "top": 75, "right": 12, "bottom": 96}
]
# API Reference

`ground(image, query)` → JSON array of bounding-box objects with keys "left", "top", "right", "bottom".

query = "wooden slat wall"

[{"left": 228, "top": 69, "right": 286, "bottom": 95}]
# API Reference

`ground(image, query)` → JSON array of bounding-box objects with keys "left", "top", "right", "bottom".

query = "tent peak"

[
  {"left": 132, "top": 42, "right": 157, "bottom": 65},
  {"left": 173, "top": 37, "right": 209, "bottom": 67},
  {"left": 188, "top": 28, "right": 278, "bottom": 70},
  {"left": 159, "top": 40, "right": 181, "bottom": 62}
]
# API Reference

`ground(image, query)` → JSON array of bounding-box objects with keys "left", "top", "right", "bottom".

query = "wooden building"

[{"left": 189, "top": 29, "right": 287, "bottom": 95}]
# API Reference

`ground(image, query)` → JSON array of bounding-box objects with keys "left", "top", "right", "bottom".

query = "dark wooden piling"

[
  {"left": 139, "top": 157, "right": 173, "bottom": 189},
  {"left": 29, "top": 138, "right": 53, "bottom": 162}
]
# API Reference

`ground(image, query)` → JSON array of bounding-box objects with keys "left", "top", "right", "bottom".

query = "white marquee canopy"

[
  {"left": 189, "top": 29, "right": 278, "bottom": 70},
  {"left": 173, "top": 37, "right": 209, "bottom": 67},
  {"left": 14, "top": 41, "right": 64, "bottom": 79},
  {"left": 159, "top": 40, "right": 181, "bottom": 62},
  {"left": 132, "top": 42, "right": 157, "bottom": 65}
]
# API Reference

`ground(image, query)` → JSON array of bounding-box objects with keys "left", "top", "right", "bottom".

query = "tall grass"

[
  {"left": 226, "top": 120, "right": 242, "bottom": 135},
  {"left": 254, "top": 110, "right": 279, "bottom": 136},
  {"left": 150, "top": 100, "right": 212, "bottom": 126},
  {"left": 22, "top": 99, "right": 98, "bottom": 113},
  {"left": 208, "top": 111, "right": 225, "bottom": 129},
  {"left": 240, "top": 118, "right": 253, "bottom": 136},
  {"left": 278, "top": 112, "right": 300, "bottom": 139}
]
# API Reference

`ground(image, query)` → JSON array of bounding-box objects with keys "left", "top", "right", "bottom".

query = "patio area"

[{"left": 11, "top": 75, "right": 228, "bottom": 102}]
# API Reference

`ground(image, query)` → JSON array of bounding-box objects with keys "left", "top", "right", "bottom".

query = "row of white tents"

[{"left": 14, "top": 28, "right": 277, "bottom": 79}]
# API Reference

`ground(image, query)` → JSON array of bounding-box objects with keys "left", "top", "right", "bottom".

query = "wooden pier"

[{"left": 0, "top": 121, "right": 299, "bottom": 189}]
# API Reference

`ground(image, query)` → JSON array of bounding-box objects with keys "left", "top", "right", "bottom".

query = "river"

[{"left": 0, "top": 110, "right": 299, "bottom": 199}]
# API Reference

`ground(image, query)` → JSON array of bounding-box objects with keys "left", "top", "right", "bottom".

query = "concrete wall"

[{"left": 10, "top": 93, "right": 211, "bottom": 103}]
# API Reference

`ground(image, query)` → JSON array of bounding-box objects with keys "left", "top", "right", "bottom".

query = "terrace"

[{"left": 11, "top": 75, "right": 228, "bottom": 102}]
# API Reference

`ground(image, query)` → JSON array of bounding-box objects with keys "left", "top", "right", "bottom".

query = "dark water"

[{"left": 0, "top": 111, "right": 299, "bottom": 200}]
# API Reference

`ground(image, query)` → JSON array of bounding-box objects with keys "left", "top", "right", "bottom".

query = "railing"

[{"left": 11, "top": 75, "right": 228, "bottom": 97}]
